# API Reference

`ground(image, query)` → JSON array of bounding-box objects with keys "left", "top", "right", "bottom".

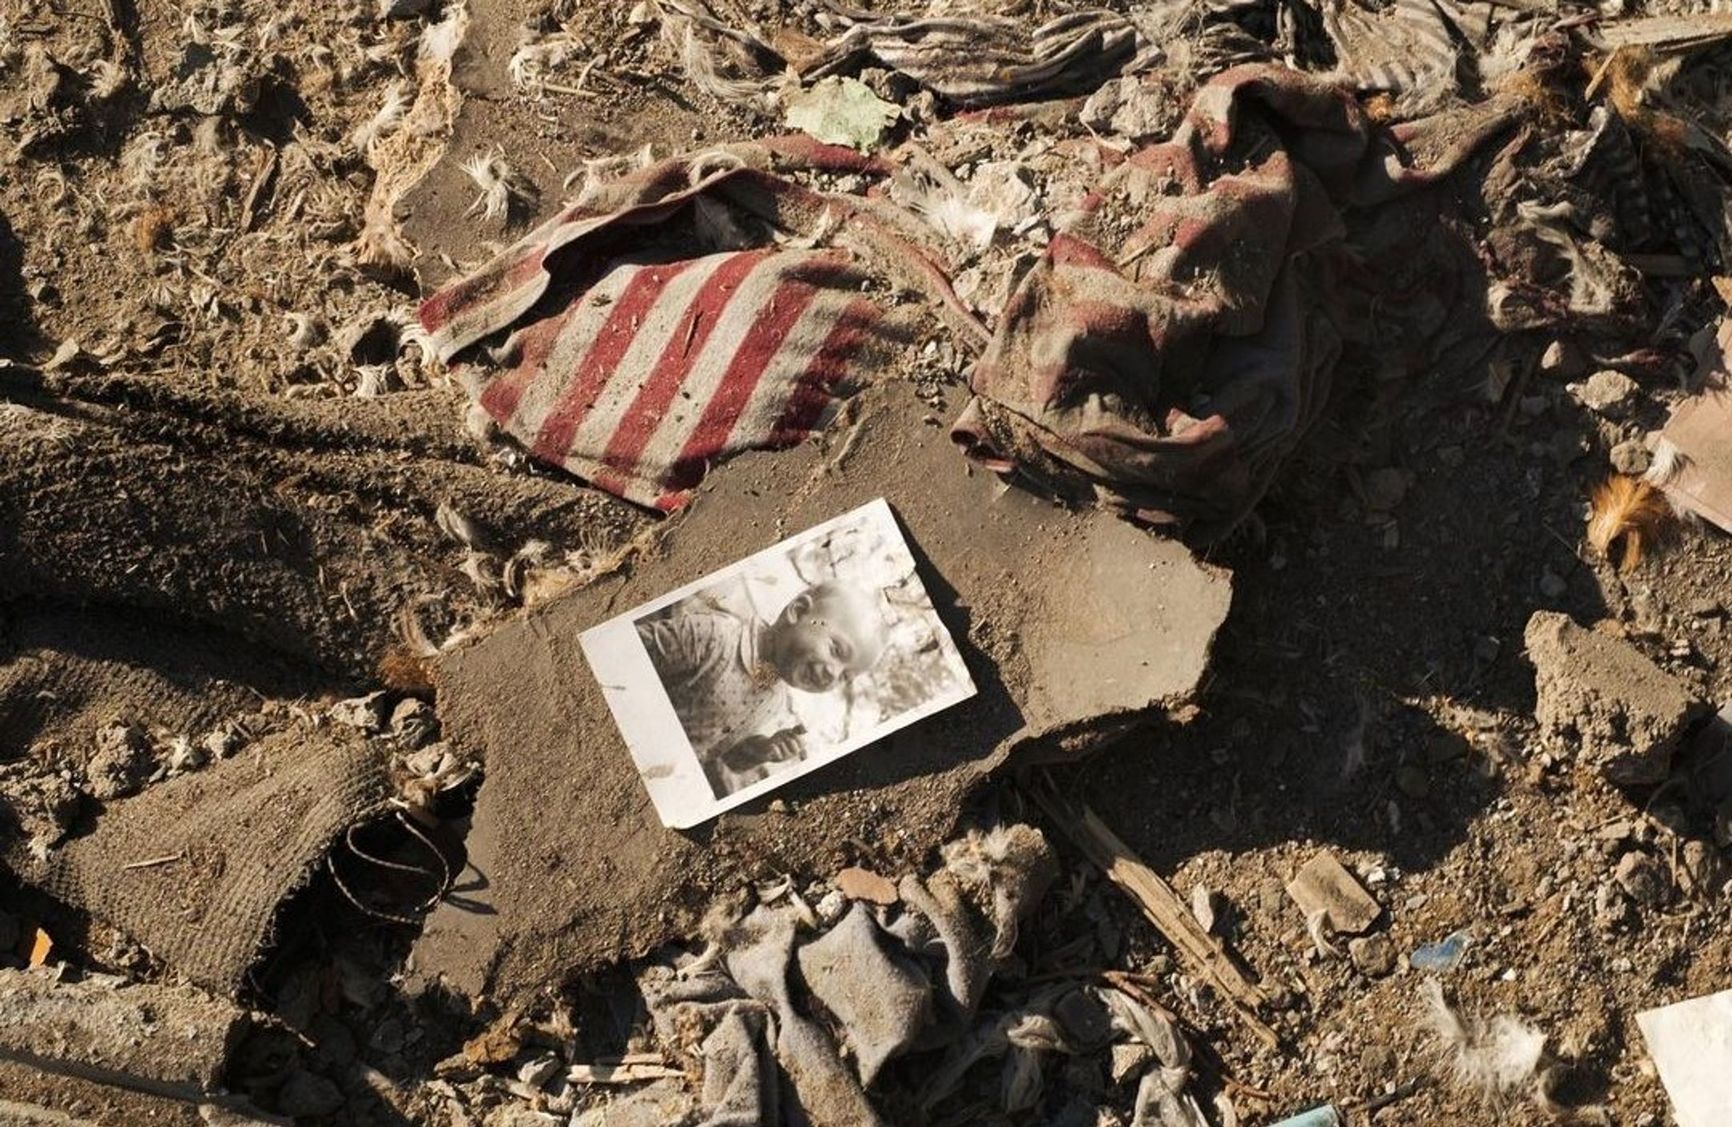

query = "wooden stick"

[
  {"left": 1027, "top": 775, "right": 1283, "bottom": 1052},
  {"left": 122, "top": 852, "right": 184, "bottom": 871}
]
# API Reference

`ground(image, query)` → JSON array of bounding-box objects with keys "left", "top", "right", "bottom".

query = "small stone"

[
  {"left": 390, "top": 699, "right": 439, "bottom": 748},
  {"left": 1257, "top": 877, "right": 1286, "bottom": 915},
  {"left": 201, "top": 722, "right": 247, "bottom": 760},
  {"left": 627, "top": 0, "right": 655, "bottom": 24},
  {"left": 277, "top": 1070, "right": 344, "bottom": 1118},
  {"left": 1525, "top": 611, "right": 1710, "bottom": 785},
  {"left": 1190, "top": 884, "right": 1220, "bottom": 933},
  {"left": 1678, "top": 840, "right": 1725, "bottom": 899},
  {"left": 1053, "top": 988, "right": 1114, "bottom": 1052},
  {"left": 1572, "top": 369, "right": 1639, "bottom": 415},
  {"left": 165, "top": 737, "right": 207, "bottom": 774},
  {"left": 1538, "top": 339, "right": 1585, "bottom": 379},
  {"left": 1109, "top": 1041, "right": 1153, "bottom": 1084},
  {"left": 86, "top": 722, "right": 155, "bottom": 800},
  {"left": 1348, "top": 934, "right": 1397, "bottom": 978},
  {"left": 1592, "top": 881, "right": 1630, "bottom": 933},
  {"left": 330, "top": 692, "right": 389, "bottom": 732},
  {"left": 1394, "top": 764, "right": 1430, "bottom": 799},
  {"left": 1614, "top": 851, "right": 1670, "bottom": 908},
  {"left": 1286, "top": 852, "right": 1382, "bottom": 936},
  {"left": 517, "top": 1054, "right": 561, "bottom": 1090},
  {"left": 1609, "top": 438, "right": 1651, "bottom": 476}
]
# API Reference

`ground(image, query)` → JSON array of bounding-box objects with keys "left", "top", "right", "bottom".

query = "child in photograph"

[{"left": 637, "top": 580, "right": 889, "bottom": 797}]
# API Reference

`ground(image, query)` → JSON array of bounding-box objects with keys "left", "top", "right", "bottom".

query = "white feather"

[{"left": 1422, "top": 979, "right": 1550, "bottom": 1102}]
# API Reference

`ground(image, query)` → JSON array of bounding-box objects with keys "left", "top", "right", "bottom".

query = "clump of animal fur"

[
  {"left": 1586, "top": 474, "right": 1672, "bottom": 573},
  {"left": 1421, "top": 980, "right": 1607, "bottom": 1123},
  {"left": 460, "top": 151, "right": 538, "bottom": 224}
]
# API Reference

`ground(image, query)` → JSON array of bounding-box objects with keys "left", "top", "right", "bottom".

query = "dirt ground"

[{"left": 4, "top": 0, "right": 1732, "bottom": 1125}]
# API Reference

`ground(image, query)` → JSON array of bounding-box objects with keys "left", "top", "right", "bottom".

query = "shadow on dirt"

[
  {"left": 1061, "top": 352, "right": 1615, "bottom": 880},
  {"left": 0, "top": 209, "right": 46, "bottom": 363}
]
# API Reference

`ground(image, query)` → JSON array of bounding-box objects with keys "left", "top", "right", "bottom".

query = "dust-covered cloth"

[
  {"left": 949, "top": 65, "right": 1524, "bottom": 536},
  {"left": 420, "top": 67, "right": 1516, "bottom": 535},
  {"left": 34, "top": 731, "right": 391, "bottom": 998},
  {"left": 418, "top": 137, "right": 951, "bottom": 513},
  {"left": 605, "top": 824, "right": 1058, "bottom": 1127}
]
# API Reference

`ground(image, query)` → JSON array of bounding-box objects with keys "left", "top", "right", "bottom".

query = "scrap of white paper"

[{"left": 1636, "top": 988, "right": 1732, "bottom": 1127}]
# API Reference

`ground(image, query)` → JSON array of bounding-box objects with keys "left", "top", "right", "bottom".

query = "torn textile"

[{"left": 419, "top": 140, "right": 948, "bottom": 512}]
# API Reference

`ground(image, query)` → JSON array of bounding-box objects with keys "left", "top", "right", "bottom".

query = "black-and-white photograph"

[{"left": 580, "top": 499, "right": 976, "bottom": 828}]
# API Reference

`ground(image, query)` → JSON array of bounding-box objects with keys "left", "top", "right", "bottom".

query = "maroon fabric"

[{"left": 950, "top": 66, "right": 1521, "bottom": 538}]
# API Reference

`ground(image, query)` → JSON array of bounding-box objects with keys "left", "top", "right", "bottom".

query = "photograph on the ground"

[{"left": 580, "top": 498, "right": 976, "bottom": 827}]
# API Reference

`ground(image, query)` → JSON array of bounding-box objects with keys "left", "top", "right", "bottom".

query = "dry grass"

[{"left": 1587, "top": 474, "right": 1673, "bottom": 573}]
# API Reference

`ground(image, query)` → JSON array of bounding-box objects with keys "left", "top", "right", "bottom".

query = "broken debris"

[
  {"left": 1284, "top": 852, "right": 1383, "bottom": 938},
  {"left": 783, "top": 76, "right": 900, "bottom": 151},
  {"left": 0, "top": 967, "right": 246, "bottom": 1101},
  {"left": 1525, "top": 610, "right": 1711, "bottom": 784}
]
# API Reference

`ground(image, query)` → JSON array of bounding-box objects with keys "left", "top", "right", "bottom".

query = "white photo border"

[{"left": 579, "top": 498, "right": 978, "bottom": 829}]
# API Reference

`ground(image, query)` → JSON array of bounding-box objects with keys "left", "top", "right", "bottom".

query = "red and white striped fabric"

[
  {"left": 419, "top": 140, "right": 938, "bottom": 512},
  {"left": 460, "top": 247, "right": 880, "bottom": 511}
]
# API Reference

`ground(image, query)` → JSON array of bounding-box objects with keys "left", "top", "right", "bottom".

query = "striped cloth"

[
  {"left": 951, "top": 65, "right": 1525, "bottom": 537},
  {"left": 419, "top": 140, "right": 936, "bottom": 512},
  {"left": 462, "top": 248, "right": 881, "bottom": 510},
  {"left": 422, "top": 68, "right": 1527, "bottom": 535}
]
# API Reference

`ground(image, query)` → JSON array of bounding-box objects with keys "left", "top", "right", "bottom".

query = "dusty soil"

[{"left": 4, "top": 0, "right": 1732, "bottom": 1125}]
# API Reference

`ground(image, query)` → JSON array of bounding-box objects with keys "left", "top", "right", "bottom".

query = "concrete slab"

[
  {"left": 412, "top": 381, "right": 1231, "bottom": 1007},
  {"left": 1524, "top": 611, "right": 1709, "bottom": 784},
  {"left": 0, "top": 969, "right": 245, "bottom": 1102}
]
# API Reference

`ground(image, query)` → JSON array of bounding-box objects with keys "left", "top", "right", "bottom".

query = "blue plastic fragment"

[
  {"left": 1409, "top": 929, "right": 1473, "bottom": 972},
  {"left": 1270, "top": 1105, "right": 1343, "bottom": 1127}
]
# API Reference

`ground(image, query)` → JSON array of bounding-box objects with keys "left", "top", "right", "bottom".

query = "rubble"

[
  {"left": 1570, "top": 369, "right": 1639, "bottom": 415},
  {"left": 1284, "top": 853, "right": 1383, "bottom": 937},
  {"left": 412, "top": 379, "right": 1231, "bottom": 1004},
  {"left": 0, "top": 967, "right": 246, "bottom": 1100},
  {"left": 1347, "top": 934, "right": 1396, "bottom": 978},
  {"left": 1525, "top": 611, "right": 1711, "bottom": 784},
  {"left": 6, "top": 0, "right": 1732, "bottom": 1120},
  {"left": 85, "top": 721, "right": 156, "bottom": 801}
]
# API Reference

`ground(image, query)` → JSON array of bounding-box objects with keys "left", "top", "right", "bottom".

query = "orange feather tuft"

[{"left": 1587, "top": 475, "right": 1673, "bottom": 574}]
